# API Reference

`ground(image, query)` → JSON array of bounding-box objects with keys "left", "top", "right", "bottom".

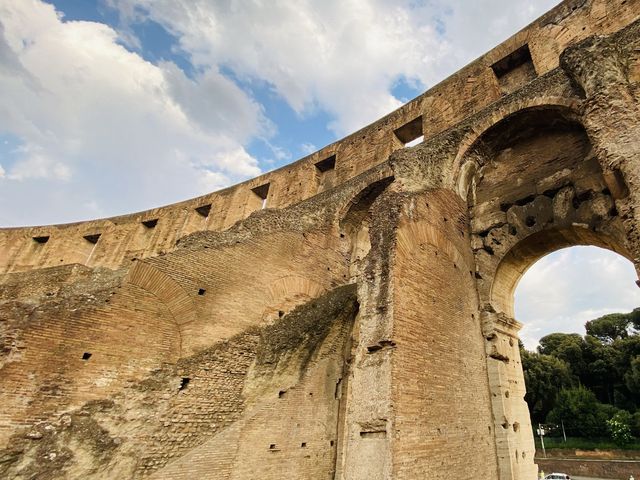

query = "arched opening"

[
  {"left": 513, "top": 244, "right": 640, "bottom": 452},
  {"left": 515, "top": 245, "right": 640, "bottom": 351},
  {"left": 492, "top": 227, "right": 633, "bottom": 318},
  {"left": 462, "top": 104, "right": 638, "bottom": 479},
  {"left": 339, "top": 176, "right": 394, "bottom": 279}
]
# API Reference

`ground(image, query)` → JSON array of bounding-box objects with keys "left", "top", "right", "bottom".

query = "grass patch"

[{"left": 535, "top": 436, "right": 640, "bottom": 450}]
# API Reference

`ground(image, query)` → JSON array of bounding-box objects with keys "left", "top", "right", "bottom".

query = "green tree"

[
  {"left": 582, "top": 335, "right": 622, "bottom": 405},
  {"left": 586, "top": 313, "right": 632, "bottom": 343},
  {"left": 521, "top": 349, "right": 573, "bottom": 424},
  {"left": 538, "top": 333, "right": 587, "bottom": 378},
  {"left": 607, "top": 410, "right": 634, "bottom": 446},
  {"left": 624, "top": 355, "right": 640, "bottom": 394},
  {"left": 546, "top": 386, "right": 615, "bottom": 437}
]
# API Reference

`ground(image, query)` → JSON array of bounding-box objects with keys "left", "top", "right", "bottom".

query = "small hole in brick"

[
  {"left": 278, "top": 390, "right": 286, "bottom": 398},
  {"left": 330, "top": 440, "right": 335, "bottom": 446},
  {"left": 269, "top": 444, "right": 277, "bottom": 450},
  {"left": 33, "top": 235, "right": 50, "bottom": 244},
  {"left": 315, "top": 154, "right": 336, "bottom": 172},
  {"left": 198, "top": 288, "right": 206, "bottom": 296},
  {"left": 278, "top": 310, "right": 284, "bottom": 318},
  {"left": 513, "top": 422, "right": 520, "bottom": 432},
  {"left": 525, "top": 216, "right": 536, "bottom": 227},
  {"left": 195, "top": 204, "right": 212, "bottom": 218},
  {"left": 82, "top": 352, "right": 92, "bottom": 361},
  {"left": 179, "top": 377, "right": 190, "bottom": 391},
  {"left": 83, "top": 234, "right": 101, "bottom": 244},
  {"left": 142, "top": 219, "right": 158, "bottom": 229},
  {"left": 301, "top": 442, "right": 306, "bottom": 448}
]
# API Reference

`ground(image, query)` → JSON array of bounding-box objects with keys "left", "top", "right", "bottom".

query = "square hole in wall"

[
  {"left": 33, "top": 235, "right": 50, "bottom": 244},
  {"left": 83, "top": 234, "right": 101, "bottom": 244},
  {"left": 315, "top": 154, "right": 336, "bottom": 173},
  {"left": 251, "top": 183, "right": 270, "bottom": 200},
  {"left": 82, "top": 352, "right": 92, "bottom": 360},
  {"left": 490, "top": 44, "right": 537, "bottom": 94},
  {"left": 394, "top": 116, "right": 423, "bottom": 147},
  {"left": 179, "top": 377, "right": 190, "bottom": 390},
  {"left": 198, "top": 288, "right": 206, "bottom": 296},
  {"left": 195, "top": 204, "right": 211, "bottom": 218},
  {"left": 251, "top": 183, "right": 270, "bottom": 209},
  {"left": 142, "top": 218, "right": 158, "bottom": 229}
]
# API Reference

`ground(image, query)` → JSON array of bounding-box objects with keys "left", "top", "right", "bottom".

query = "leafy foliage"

[
  {"left": 522, "top": 308, "right": 640, "bottom": 442},
  {"left": 546, "top": 386, "right": 615, "bottom": 437},
  {"left": 607, "top": 411, "right": 634, "bottom": 446},
  {"left": 521, "top": 350, "right": 572, "bottom": 424}
]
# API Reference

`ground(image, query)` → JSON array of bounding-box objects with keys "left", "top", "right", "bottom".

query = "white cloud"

[
  {"left": 0, "top": 0, "right": 264, "bottom": 226},
  {"left": 107, "top": 0, "right": 559, "bottom": 136},
  {"left": 0, "top": 0, "right": 563, "bottom": 226},
  {"left": 515, "top": 246, "right": 640, "bottom": 350},
  {"left": 300, "top": 142, "right": 316, "bottom": 155}
]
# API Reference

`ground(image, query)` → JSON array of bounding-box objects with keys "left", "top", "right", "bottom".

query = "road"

[{"left": 572, "top": 477, "right": 629, "bottom": 480}]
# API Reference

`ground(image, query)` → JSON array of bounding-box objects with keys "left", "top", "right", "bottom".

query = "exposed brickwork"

[{"left": 1, "top": 2, "right": 639, "bottom": 479}]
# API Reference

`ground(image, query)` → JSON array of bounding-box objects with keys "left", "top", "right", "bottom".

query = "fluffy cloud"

[
  {"left": 516, "top": 247, "right": 640, "bottom": 350},
  {"left": 0, "top": 0, "right": 562, "bottom": 225},
  {"left": 0, "top": 0, "right": 265, "bottom": 225},
  {"left": 107, "top": 0, "right": 559, "bottom": 136}
]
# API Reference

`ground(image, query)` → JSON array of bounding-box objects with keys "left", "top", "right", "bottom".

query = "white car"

[{"left": 544, "top": 474, "right": 571, "bottom": 480}]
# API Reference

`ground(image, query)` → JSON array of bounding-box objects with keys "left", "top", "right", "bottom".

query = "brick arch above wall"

[
  {"left": 261, "top": 275, "right": 327, "bottom": 323},
  {"left": 124, "top": 260, "right": 198, "bottom": 356},
  {"left": 451, "top": 98, "right": 582, "bottom": 199}
]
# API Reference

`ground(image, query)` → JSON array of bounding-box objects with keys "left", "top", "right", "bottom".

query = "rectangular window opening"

[
  {"left": 142, "top": 218, "right": 158, "bottom": 229},
  {"left": 33, "top": 235, "right": 50, "bottom": 244},
  {"left": 195, "top": 204, "right": 212, "bottom": 218},
  {"left": 179, "top": 377, "right": 190, "bottom": 390},
  {"left": 82, "top": 352, "right": 92, "bottom": 360},
  {"left": 251, "top": 183, "right": 270, "bottom": 209},
  {"left": 315, "top": 154, "right": 336, "bottom": 173},
  {"left": 394, "top": 116, "right": 423, "bottom": 147},
  {"left": 491, "top": 44, "right": 533, "bottom": 79},
  {"left": 83, "top": 233, "right": 101, "bottom": 244}
]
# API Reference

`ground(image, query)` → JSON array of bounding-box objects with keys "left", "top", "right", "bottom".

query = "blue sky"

[{"left": 1, "top": 0, "right": 638, "bottom": 345}]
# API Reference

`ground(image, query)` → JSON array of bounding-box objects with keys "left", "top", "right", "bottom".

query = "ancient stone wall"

[{"left": 1, "top": 1, "right": 639, "bottom": 479}]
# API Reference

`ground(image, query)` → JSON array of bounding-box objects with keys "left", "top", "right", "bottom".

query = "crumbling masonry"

[{"left": 1, "top": 1, "right": 639, "bottom": 478}]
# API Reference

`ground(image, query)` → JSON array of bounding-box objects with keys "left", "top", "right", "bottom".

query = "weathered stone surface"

[{"left": 1, "top": 1, "right": 639, "bottom": 479}]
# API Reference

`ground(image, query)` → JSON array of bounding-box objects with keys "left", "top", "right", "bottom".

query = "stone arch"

[
  {"left": 339, "top": 176, "right": 394, "bottom": 279},
  {"left": 261, "top": 275, "right": 327, "bottom": 322},
  {"left": 465, "top": 103, "right": 630, "bottom": 314},
  {"left": 124, "top": 260, "right": 199, "bottom": 356},
  {"left": 462, "top": 100, "right": 635, "bottom": 480},
  {"left": 452, "top": 98, "right": 582, "bottom": 200},
  {"left": 491, "top": 226, "right": 633, "bottom": 318},
  {"left": 125, "top": 260, "right": 197, "bottom": 327}
]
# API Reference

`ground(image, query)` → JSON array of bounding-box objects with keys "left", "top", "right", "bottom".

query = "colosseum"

[{"left": 1, "top": 0, "right": 639, "bottom": 478}]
